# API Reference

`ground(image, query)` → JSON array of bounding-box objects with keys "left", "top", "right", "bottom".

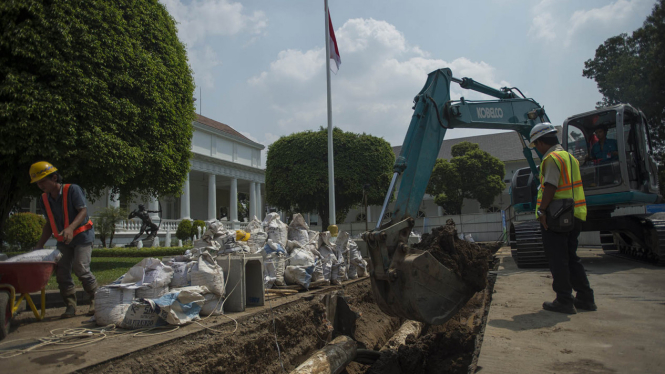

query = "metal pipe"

[
  {"left": 380, "top": 320, "right": 424, "bottom": 351},
  {"left": 290, "top": 335, "right": 357, "bottom": 374},
  {"left": 376, "top": 172, "right": 399, "bottom": 230}
]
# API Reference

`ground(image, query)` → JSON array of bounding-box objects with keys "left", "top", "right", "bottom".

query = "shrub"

[
  {"left": 94, "top": 206, "right": 128, "bottom": 248},
  {"left": 191, "top": 220, "right": 206, "bottom": 239},
  {"left": 176, "top": 219, "right": 193, "bottom": 241},
  {"left": 4, "top": 213, "right": 46, "bottom": 251}
]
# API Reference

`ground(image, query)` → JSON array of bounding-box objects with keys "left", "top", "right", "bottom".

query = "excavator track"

[
  {"left": 510, "top": 221, "right": 549, "bottom": 268},
  {"left": 610, "top": 214, "right": 665, "bottom": 266}
]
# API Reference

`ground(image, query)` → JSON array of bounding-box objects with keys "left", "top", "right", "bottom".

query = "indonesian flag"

[{"left": 328, "top": 10, "right": 341, "bottom": 73}]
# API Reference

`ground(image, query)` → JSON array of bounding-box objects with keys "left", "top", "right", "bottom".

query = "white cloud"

[
  {"left": 247, "top": 18, "right": 508, "bottom": 146},
  {"left": 161, "top": 0, "right": 268, "bottom": 88},
  {"left": 565, "top": 0, "right": 648, "bottom": 46},
  {"left": 527, "top": 0, "right": 558, "bottom": 41},
  {"left": 161, "top": 0, "right": 268, "bottom": 47},
  {"left": 188, "top": 46, "right": 221, "bottom": 88}
]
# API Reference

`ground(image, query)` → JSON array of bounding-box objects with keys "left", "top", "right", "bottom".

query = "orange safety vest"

[{"left": 42, "top": 184, "right": 94, "bottom": 242}]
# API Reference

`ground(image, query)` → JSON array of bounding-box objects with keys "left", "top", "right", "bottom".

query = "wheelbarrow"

[{"left": 0, "top": 262, "right": 56, "bottom": 341}]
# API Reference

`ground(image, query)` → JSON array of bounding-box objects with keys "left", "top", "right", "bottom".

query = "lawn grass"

[{"left": 46, "top": 257, "right": 142, "bottom": 290}]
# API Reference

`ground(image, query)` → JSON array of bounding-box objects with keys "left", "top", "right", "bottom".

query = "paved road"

[{"left": 477, "top": 247, "right": 665, "bottom": 374}]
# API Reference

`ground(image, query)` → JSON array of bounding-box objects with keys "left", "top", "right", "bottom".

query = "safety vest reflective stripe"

[
  {"left": 536, "top": 150, "right": 587, "bottom": 221},
  {"left": 42, "top": 184, "right": 93, "bottom": 242},
  {"left": 549, "top": 152, "right": 570, "bottom": 185}
]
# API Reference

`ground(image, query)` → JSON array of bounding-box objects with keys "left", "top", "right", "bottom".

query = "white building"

[{"left": 24, "top": 114, "right": 265, "bottom": 246}]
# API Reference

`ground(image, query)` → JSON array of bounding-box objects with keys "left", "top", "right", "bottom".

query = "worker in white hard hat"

[
  {"left": 529, "top": 123, "right": 596, "bottom": 314},
  {"left": 31, "top": 161, "right": 98, "bottom": 319}
]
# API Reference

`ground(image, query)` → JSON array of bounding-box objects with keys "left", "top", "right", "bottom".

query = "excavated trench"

[{"left": 81, "top": 238, "right": 500, "bottom": 374}]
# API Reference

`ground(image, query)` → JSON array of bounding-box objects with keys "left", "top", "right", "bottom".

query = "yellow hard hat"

[
  {"left": 235, "top": 230, "right": 251, "bottom": 242},
  {"left": 29, "top": 161, "right": 58, "bottom": 183}
]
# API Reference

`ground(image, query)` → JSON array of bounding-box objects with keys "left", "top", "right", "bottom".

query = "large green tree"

[
  {"left": 0, "top": 0, "right": 195, "bottom": 240},
  {"left": 266, "top": 127, "right": 394, "bottom": 229},
  {"left": 426, "top": 142, "right": 505, "bottom": 215},
  {"left": 582, "top": 0, "right": 665, "bottom": 147}
]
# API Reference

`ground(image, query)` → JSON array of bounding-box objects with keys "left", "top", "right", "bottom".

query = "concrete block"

[{"left": 216, "top": 253, "right": 264, "bottom": 313}]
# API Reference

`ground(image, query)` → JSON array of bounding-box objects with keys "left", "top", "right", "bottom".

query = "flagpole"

[{"left": 325, "top": 0, "right": 336, "bottom": 232}]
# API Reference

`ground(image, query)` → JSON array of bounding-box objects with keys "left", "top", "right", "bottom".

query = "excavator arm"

[{"left": 363, "top": 68, "right": 549, "bottom": 324}]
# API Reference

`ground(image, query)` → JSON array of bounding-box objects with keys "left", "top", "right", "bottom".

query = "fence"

[{"left": 310, "top": 211, "right": 506, "bottom": 242}]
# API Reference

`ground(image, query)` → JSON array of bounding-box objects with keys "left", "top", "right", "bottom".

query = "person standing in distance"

[
  {"left": 530, "top": 124, "right": 596, "bottom": 314},
  {"left": 32, "top": 162, "right": 98, "bottom": 318}
]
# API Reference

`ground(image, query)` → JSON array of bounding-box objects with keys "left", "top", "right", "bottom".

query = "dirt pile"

[
  {"left": 366, "top": 275, "right": 495, "bottom": 374},
  {"left": 414, "top": 219, "right": 491, "bottom": 292}
]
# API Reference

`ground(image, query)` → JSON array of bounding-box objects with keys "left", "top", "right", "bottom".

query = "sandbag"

[
  {"left": 288, "top": 247, "right": 316, "bottom": 268},
  {"left": 311, "top": 260, "right": 325, "bottom": 283},
  {"left": 121, "top": 299, "right": 166, "bottom": 329},
  {"left": 264, "top": 255, "right": 286, "bottom": 286},
  {"left": 153, "top": 289, "right": 205, "bottom": 325},
  {"left": 307, "top": 230, "right": 319, "bottom": 242},
  {"left": 94, "top": 286, "right": 135, "bottom": 326},
  {"left": 168, "top": 261, "right": 194, "bottom": 288},
  {"left": 247, "top": 231, "right": 267, "bottom": 253},
  {"left": 6, "top": 249, "right": 62, "bottom": 263},
  {"left": 200, "top": 293, "right": 224, "bottom": 316},
  {"left": 121, "top": 258, "right": 174, "bottom": 288},
  {"left": 288, "top": 213, "right": 310, "bottom": 245},
  {"left": 263, "top": 213, "right": 288, "bottom": 247},
  {"left": 190, "top": 252, "right": 225, "bottom": 296},
  {"left": 285, "top": 265, "right": 313, "bottom": 289},
  {"left": 246, "top": 216, "right": 263, "bottom": 233},
  {"left": 136, "top": 285, "right": 169, "bottom": 300}
]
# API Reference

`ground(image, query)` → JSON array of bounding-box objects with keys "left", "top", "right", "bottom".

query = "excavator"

[{"left": 362, "top": 67, "right": 662, "bottom": 325}]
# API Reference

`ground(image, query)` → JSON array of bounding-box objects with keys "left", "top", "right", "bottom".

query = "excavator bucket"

[{"left": 363, "top": 219, "right": 474, "bottom": 325}]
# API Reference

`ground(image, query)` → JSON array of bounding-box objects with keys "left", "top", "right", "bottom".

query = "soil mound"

[{"left": 414, "top": 219, "right": 490, "bottom": 292}]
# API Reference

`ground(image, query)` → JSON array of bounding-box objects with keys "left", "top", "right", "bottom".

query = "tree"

[
  {"left": 582, "top": 0, "right": 665, "bottom": 147},
  {"left": 266, "top": 127, "right": 394, "bottom": 229},
  {"left": 426, "top": 142, "right": 505, "bottom": 215},
  {"left": 94, "top": 206, "right": 128, "bottom": 248},
  {"left": 0, "top": 0, "right": 195, "bottom": 243}
]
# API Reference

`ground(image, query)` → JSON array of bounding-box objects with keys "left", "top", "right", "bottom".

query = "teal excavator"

[{"left": 363, "top": 68, "right": 661, "bottom": 325}]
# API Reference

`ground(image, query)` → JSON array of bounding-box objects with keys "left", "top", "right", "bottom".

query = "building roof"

[
  {"left": 194, "top": 114, "right": 263, "bottom": 148},
  {"left": 392, "top": 129, "right": 561, "bottom": 162}
]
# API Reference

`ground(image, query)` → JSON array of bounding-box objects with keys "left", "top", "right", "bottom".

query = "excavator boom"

[{"left": 364, "top": 68, "right": 549, "bottom": 324}]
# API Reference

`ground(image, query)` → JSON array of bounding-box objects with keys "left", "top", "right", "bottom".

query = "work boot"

[
  {"left": 542, "top": 300, "right": 577, "bottom": 314},
  {"left": 60, "top": 293, "right": 77, "bottom": 319},
  {"left": 573, "top": 297, "right": 597, "bottom": 311}
]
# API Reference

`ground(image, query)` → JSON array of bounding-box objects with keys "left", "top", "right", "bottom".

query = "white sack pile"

[
  {"left": 260, "top": 239, "right": 287, "bottom": 288},
  {"left": 263, "top": 213, "right": 288, "bottom": 247}
]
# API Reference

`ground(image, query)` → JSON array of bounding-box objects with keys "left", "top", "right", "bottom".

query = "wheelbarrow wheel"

[{"left": 0, "top": 291, "right": 10, "bottom": 341}]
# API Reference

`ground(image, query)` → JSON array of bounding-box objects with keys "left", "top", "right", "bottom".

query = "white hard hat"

[{"left": 529, "top": 122, "right": 558, "bottom": 147}]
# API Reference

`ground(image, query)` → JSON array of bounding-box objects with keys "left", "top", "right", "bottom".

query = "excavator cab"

[{"left": 563, "top": 105, "right": 659, "bottom": 197}]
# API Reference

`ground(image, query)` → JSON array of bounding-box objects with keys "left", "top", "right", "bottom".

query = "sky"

[{"left": 161, "top": 0, "right": 657, "bottom": 167}]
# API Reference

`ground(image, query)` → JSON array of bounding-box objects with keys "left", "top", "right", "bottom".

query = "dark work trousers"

[
  {"left": 56, "top": 242, "right": 98, "bottom": 296},
  {"left": 541, "top": 220, "right": 594, "bottom": 305}
]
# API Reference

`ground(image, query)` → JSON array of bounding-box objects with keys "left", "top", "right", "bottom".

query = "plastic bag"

[
  {"left": 247, "top": 231, "right": 267, "bottom": 253},
  {"left": 168, "top": 261, "right": 194, "bottom": 288},
  {"left": 246, "top": 216, "right": 263, "bottom": 233},
  {"left": 121, "top": 299, "right": 166, "bottom": 329},
  {"left": 262, "top": 213, "right": 288, "bottom": 247},
  {"left": 190, "top": 252, "right": 225, "bottom": 296},
  {"left": 121, "top": 258, "right": 174, "bottom": 289},
  {"left": 200, "top": 293, "right": 224, "bottom": 316},
  {"left": 94, "top": 286, "right": 135, "bottom": 326},
  {"left": 136, "top": 285, "right": 169, "bottom": 300},
  {"left": 264, "top": 255, "right": 286, "bottom": 286},
  {"left": 6, "top": 249, "right": 62, "bottom": 263},
  {"left": 153, "top": 289, "right": 205, "bottom": 325},
  {"left": 288, "top": 247, "right": 316, "bottom": 268},
  {"left": 285, "top": 265, "right": 314, "bottom": 289},
  {"left": 288, "top": 213, "right": 310, "bottom": 245}
]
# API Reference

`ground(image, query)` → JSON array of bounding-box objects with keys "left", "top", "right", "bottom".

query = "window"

[
  {"left": 567, "top": 125, "right": 588, "bottom": 163},
  {"left": 416, "top": 210, "right": 426, "bottom": 218},
  {"left": 486, "top": 206, "right": 501, "bottom": 213}
]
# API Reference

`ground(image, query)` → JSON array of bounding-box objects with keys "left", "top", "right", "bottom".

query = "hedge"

[{"left": 2, "top": 246, "right": 192, "bottom": 259}]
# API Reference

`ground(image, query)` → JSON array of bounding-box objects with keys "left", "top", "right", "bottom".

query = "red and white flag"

[{"left": 328, "top": 10, "right": 341, "bottom": 74}]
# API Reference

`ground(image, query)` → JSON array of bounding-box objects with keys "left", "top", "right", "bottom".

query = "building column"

[
  {"left": 366, "top": 205, "right": 372, "bottom": 223},
  {"left": 437, "top": 206, "right": 444, "bottom": 216},
  {"left": 180, "top": 173, "right": 191, "bottom": 220},
  {"left": 249, "top": 182, "right": 256, "bottom": 220},
  {"left": 29, "top": 198, "right": 37, "bottom": 214},
  {"left": 256, "top": 183, "right": 263, "bottom": 220},
  {"left": 149, "top": 196, "right": 159, "bottom": 220},
  {"left": 208, "top": 173, "right": 217, "bottom": 221},
  {"left": 108, "top": 189, "right": 120, "bottom": 209},
  {"left": 230, "top": 178, "right": 238, "bottom": 225}
]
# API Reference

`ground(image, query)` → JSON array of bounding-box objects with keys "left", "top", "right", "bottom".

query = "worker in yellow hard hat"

[{"left": 32, "top": 162, "right": 98, "bottom": 319}]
